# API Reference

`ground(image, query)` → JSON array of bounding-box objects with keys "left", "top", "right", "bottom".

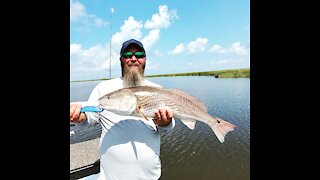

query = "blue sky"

[{"left": 70, "top": 0, "right": 250, "bottom": 81}]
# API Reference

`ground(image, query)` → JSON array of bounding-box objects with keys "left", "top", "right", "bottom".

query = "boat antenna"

[{"left": 109, "top": 7, "right": 114, "bottom": 79}]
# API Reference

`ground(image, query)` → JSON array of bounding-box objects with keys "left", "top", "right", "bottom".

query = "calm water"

[{"left": 70, "top": 76, "right": 250, "bottom": 180}]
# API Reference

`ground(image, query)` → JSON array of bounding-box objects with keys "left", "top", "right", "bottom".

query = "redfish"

[{"left": 98, "top": 86, "right": 236, "bottom": 143}]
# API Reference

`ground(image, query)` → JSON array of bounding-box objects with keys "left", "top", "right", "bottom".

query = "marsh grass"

[
  {"left": 70, "top": 68, "right": 250, "bottom": 82},
  {"left": 147, "top": 68, "right": 250, "bottom": 78}
]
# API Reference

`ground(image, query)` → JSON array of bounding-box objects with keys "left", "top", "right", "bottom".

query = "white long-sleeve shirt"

[{"left": 80, "top": 78, "right": 175, "bottom": 180}]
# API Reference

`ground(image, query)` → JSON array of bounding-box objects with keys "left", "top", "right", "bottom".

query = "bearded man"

[{"left": 70, "top": 39, "right": 175, "bottom": 180}]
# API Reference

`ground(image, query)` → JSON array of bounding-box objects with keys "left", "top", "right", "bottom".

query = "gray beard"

[{"left": 122, "top": 66, "right": 145, "bottom": 87}]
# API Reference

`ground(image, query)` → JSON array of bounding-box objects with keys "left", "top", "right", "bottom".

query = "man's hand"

[
  {"left": 153, "top": 108, "right": 173, "bottom": 127},
  {"left": 70, "top": 103, "right": 86, "bottom": 123}
]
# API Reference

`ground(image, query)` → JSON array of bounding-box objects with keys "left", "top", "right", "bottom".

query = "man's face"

[
  {"left": 120, "top": 44, "right": 146, "bottom": 87},
  {"left": 120, "top": 44, "right": 146, "bottom": 73}
]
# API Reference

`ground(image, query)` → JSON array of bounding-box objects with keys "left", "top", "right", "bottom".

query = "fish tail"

[{"left": 210, "top": 117, "right": 236, "bottom": 143}]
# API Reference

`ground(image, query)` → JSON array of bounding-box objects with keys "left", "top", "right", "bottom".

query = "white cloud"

[
  {"left": 142, "top": 29, "right": 160, "bottom": 51},
  {"left": 70, "top": 0, "right": 86, "bottom": 21},
  {"left": 208, "top": 44, "right": 227, "bottom": 54},
  {"left": 168, "top": 43, "right": 185, "bottom": 54},
  {"left": 208, "top": 42, "right": 250, "bottom": 55},
  {"left": 229, "top": 42, "right": 249, "bottom": 55},
  {"left": 71, "top": 5, "right": 179, "bottom": 80},
  {"left": 187, "top": 37, "right": 208, "bottom": 54},
  {"left": 112, "top": 5, "right": 177, "bottom": 54},
  {"left": 70, "top": 0, "right": 108, "bottom": 28},
  {"left": 89, "top": 15, "right": 108, "bottom": 27},
  {"left": 70, "top": 44, "right": 119, "bottom": 76},
  {"left": 111, "top": 16, "right": 144, "bottom": 52},
  {"left": 144, "top": 5, "right": 178, "bottom": 29},
  {"left": 70, "top": 44, "right": 82, "bottom": 56}
]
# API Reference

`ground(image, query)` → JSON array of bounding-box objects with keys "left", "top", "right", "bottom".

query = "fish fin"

[
  {"left": 136, "top": 105, "right": 149, "bottom": 121},
  {"left": 210, "top": 117, "right": 236, "bottom": 143},
  {"left": 180, "top": 119, "right": 197, "bottom": 130}
]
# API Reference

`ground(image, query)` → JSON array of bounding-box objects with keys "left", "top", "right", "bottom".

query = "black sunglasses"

[{"left": 121, "top": 51, "right": 145, "bottom": 59}]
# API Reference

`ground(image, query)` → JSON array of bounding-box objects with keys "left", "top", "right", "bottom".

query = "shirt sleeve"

[
  {"left": 83, "top": 111, "right": 100, "bottom": 127},
  {"left": 79, "top": 83, "right": 103, "bottom": 127}
]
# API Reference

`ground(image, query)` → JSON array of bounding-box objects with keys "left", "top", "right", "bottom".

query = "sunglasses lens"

[
  {"left": 121, "top": 51, "right": 145, "bottom": 58},
  {"left": 122, "top": 52, "right": 133, "bottom": 58},
  {"left": 134, "top": 52, "right": 145, "bottom": 58}
]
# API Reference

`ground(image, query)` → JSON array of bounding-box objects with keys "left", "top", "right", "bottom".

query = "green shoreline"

[{"left": 71, "top": 68, "right": 250, "bottom": 83}]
